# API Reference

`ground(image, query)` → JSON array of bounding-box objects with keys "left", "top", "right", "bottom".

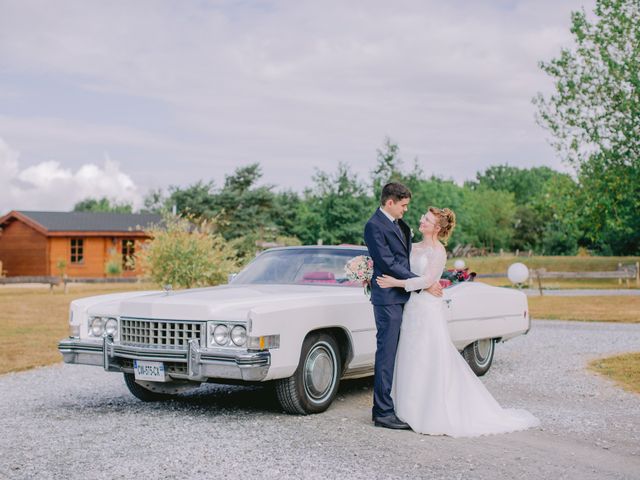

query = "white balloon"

[
  {"left": 454, "top": 260, "right": 466, "bottom": 270},
  {"left": 507, "top": 263, "right": 529, "bottom": 284}
]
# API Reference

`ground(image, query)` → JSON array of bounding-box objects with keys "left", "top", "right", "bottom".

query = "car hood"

[{"left": 103, "top": 284, "right": 360, "bottom": 321}]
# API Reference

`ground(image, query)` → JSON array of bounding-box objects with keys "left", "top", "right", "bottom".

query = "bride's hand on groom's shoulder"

[{"left": 376, "top": 274, "right": 400, "bottom": 289}]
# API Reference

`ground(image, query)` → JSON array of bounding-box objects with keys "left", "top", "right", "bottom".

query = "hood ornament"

[{"left": 163, "top": 284, "right": 173, "bottom": 295}]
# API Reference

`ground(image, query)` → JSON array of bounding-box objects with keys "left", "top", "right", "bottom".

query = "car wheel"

[
  {"left": 275, "top": 333, "right": 342, "bottom": 415},
  {"left": 462, "top": 338, "right": 495, "bottom": 376},
  {"left": 123, "top": 373, "right": 173, "bottom": 402}
]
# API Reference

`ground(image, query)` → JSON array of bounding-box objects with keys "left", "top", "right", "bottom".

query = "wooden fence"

[
  {"left": 0, "top": 275, "right": 139, "bottom": 293},
  {"left": 531, "top": 262, "right": 639, "bottom": 294},
  {"left": 449, "top": 245, "right": 535, "bottom": 258}
]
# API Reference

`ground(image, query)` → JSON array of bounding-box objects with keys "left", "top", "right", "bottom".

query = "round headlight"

[
  {"left": 90, "top": 317, "right": 104, "bottom": 337},
  {"left": 104, "top": 318, "right": 118, "bottom": 336},
  {"left": 231, "top": 325, "right": 247, "bottom": 346},
  {"left": 213, "top": 324, "right": 230, "bottom": 345}
]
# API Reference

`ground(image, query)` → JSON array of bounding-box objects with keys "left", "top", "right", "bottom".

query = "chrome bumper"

[{"left": 58, "top": 336, "right": 270, "bottom": 382}]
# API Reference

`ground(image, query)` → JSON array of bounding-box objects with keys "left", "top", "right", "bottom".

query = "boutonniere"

[{"left": 410, "top": 228, "right": 415, "bottom": 239}]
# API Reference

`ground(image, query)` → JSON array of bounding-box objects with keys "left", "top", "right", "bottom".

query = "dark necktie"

[{"left": 393, "top": 219, "right": 404, "bottom": 240}]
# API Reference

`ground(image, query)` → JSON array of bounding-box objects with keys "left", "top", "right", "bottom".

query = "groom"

[{"left": 364, "top": 182, "right": 439, "bottom": 429}]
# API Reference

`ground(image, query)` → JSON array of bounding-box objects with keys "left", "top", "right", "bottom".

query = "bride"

[{"left": 376, "top": 207, "right": 539, "bottom": 437}]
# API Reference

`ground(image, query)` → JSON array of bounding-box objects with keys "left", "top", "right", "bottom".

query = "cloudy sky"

[{"left": 0, "top": 0, "right": 591, "bottom": 212}]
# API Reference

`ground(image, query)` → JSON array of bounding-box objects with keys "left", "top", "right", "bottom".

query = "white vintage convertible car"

[{"left": 58, "top": 246, "right": 531, "bottom": 414}]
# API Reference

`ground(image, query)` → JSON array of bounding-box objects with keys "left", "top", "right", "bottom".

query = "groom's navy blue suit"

[{"left": 364, "top": 208, "right": 418, "bottom": 418}]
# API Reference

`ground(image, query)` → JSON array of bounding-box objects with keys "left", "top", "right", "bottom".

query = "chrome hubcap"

[
  {"left": 304, "top": 343, "right": 336, "bottom": 402},
  {"left": 475, "top": 339, "right": 493, "bottom": 366}
]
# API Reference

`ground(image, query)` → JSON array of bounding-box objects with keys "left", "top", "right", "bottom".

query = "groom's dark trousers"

[{"left": 364, "top": 209, "right": 418, "bottom": 418}]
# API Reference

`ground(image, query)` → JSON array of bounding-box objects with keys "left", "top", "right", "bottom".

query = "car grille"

[{"left": 120, "top": 318, "right": 204, "bottom": 348}]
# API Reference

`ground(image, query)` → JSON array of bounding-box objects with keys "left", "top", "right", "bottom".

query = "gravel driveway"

[{"left": 1, "top": 320, "right": 639, "bottom": 480}]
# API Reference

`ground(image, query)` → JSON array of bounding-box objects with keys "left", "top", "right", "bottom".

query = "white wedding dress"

[{"left": 391, "top": 243, "right": 540, "bottom": 437}]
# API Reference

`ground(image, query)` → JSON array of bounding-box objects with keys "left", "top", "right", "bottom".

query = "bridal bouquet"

[
  {"left": 439, "top": 267, "right": 476, "bottom": 288},
  {"left": 344, "top": 255, "right": 374, "bottom": 296}
]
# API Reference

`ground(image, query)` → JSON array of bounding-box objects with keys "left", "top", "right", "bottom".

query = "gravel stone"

[{"left": 1, "top": 320, "right": 639, "bottom": 480}]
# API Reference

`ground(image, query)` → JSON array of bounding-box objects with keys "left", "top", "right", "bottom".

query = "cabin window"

[
  {"left": 70, "top": 238, "right": 84, "bottom": 264},
  {"left": 122, "top": 239, "right": 135, "bottom": 270}
]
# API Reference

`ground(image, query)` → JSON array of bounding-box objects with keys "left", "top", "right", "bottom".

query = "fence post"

[
  {"left": 535, "top": 268, "right": 545, "bottom": 296},
  {"left": 618, "top": 262, "right": 622, "bottom": 286}
]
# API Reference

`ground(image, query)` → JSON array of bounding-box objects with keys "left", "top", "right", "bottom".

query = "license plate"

[{"left": 133, "top": 360, "right": 167, "bottom": 382}]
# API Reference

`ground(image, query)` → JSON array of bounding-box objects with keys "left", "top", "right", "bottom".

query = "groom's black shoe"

[{"left": 373, "top": 414, "right": 411, "bottom": 430}]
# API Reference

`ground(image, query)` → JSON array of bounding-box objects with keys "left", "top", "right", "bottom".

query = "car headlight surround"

[
  {"left": 88, "top": 316, "right": 118, "bottom": 338},
  {"left": 104, "top": 318, "right": 118, "bottom": 336},
  {"left": 230, "top": 325, "right": 247, "bottom": 346},
  {"left": 213, "top": 324, "right": 230, "bottom": 346},
  {"left": 207, "top": 322, "right": 248, "bottom": 347},
  {"left": 89, "top": 317, "right": 105, "bottom": 337}
]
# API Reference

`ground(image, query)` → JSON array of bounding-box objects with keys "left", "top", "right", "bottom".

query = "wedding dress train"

[{"left": 391, "top": 243, "right": 540, "bottom": 437}]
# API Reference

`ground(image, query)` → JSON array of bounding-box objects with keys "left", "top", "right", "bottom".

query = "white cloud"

[{"left": 0, "top": 138, "right": 141, "bottom": 213}]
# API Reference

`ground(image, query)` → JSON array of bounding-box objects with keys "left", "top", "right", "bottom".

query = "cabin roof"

[{"left": 0, "top": 210, "right": 162, "bottom": 234}]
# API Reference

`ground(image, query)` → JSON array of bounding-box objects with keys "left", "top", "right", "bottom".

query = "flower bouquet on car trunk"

[{"left": 439, "top": 267, "right": 476, "bottom": 288}]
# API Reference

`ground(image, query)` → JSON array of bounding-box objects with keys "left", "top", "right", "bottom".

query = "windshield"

[{"left": 231, "top": 248, "right": 368, "bottom": 286}]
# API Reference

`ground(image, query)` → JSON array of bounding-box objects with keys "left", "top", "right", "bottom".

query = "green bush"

[
  {"left": 138, "top": 216, "right": 237, "bottom": 289},
  {"left": 104, "top": 251, "right": 123, "bottom": 277}
]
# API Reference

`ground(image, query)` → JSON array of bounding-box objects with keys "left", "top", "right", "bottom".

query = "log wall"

[{"left": 0, "top": 220, "right": 49, "bottom": 276}]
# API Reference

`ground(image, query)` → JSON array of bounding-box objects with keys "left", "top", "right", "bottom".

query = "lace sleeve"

[{"left": 403, "top": 246, "right": 447, "bottom": 292}]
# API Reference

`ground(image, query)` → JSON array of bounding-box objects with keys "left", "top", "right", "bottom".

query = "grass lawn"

[
  {"left": 529, "top": 296, "right": 640, "bottom": 323},
  {"left": 0, "top": 283, "right": 156, "bottom": 375},
  {"left": 589, "top": 353, "right": 640, "bottom": 395}
]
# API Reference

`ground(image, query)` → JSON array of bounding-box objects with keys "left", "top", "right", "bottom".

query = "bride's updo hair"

[{"left": 428, "top": 206, "right": 456, "bottom": 244}]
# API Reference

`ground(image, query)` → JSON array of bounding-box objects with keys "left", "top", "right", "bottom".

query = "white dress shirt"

[{"left": 379, "top": 207, "right": 396, "bottom": 224}]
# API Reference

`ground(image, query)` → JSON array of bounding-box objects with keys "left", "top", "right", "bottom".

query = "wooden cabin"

[{"left": 0, "top": 211, "right": 162, "bottom": 278}]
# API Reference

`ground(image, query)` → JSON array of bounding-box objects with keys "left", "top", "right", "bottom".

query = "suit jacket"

[{"left": 364, "top": 209, "right": 417, "bottom": 306}]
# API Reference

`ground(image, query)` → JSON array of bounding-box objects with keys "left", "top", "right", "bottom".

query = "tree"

[
  {"left": 168, "top": 181, "right": 216, "bottom": 219},
  {"left": 405, "top": 176, "right": 466, "bottom": 245},
  {"left": 370, "top": 137, "right": 425, "bottom": 201},
  {"left": 73, "top": 197, "right": 132, "bottom": 213},
  {"left": 532, "top": 174, "right": 582, "bottom": 255},
  {"left": 511, "top": 205, "right": 544, "bottom": 252},
  {"left": 468, "top": 165, "right": 578, "bottom": 251},
  {"left": 534, "top": 0, "right": 640, "bottom": 254},
  {"left": 141, "top": 188, "right": 168, "bottom": 214},
  {"left": 458, "top": 187, "right": 517, "bottom": 251},
  {"left": 271, "top": 189, "right": 302, "bottom": 239},
  {"left": 468, "top": 165, "right": 562, "bottom": 205},
  {"left": 295, "top": 163, "right": 371, "bottom": 245},
  {"left": 212, "top": 163, "right": 277, "bottom": 240}
]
